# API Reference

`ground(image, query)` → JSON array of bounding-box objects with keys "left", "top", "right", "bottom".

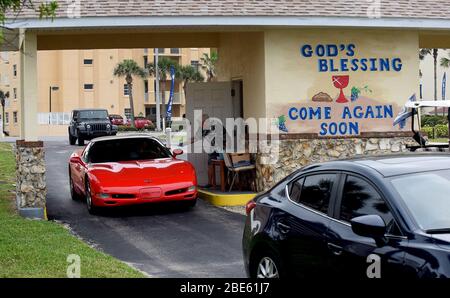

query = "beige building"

[
  {"left": 420, "top": 49, "right": 450, "bottom": 102},
  {"left": 0, "top": 48, "right": 209, "bottom": 136}
]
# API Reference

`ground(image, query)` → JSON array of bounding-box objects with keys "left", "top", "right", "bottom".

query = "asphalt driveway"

[{"left": 44, "top": 140, "right": 246, "bottom": 277}]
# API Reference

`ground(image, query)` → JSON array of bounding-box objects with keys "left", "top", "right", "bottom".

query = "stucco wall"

[
  {"left": 264, "top": 29, "right": 420, "bottom": 136},
  {"left": 216, "top": 32, "right": 266, "bottom": 119}
]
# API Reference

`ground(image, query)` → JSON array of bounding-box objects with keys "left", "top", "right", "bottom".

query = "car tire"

[
  {"left": 250, "top": 249, "right": 284, "bottom": 279},
  {"left": 77, "top": 135, "right": 85, "bottom": 146},
  {"left": 69, "top": 134, "right": 76, "bottom": 145},
  {"left": 85, "top": 179, "right": 99, "bottom": 215},
  {"left": 184, "top": 198, "right": 197, "bottom": 209},
  {"left": 69, "top": 169, "right": 79, "bottom": 200}
]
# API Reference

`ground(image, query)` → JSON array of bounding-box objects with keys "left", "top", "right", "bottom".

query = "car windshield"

[
  {"left": 391, "top": 170, "right": 450, "bottom": 232},
  {"left": 88, "top": 138, "right": 171, "bottom": 163},
  {"left": 79, "top": 110, "right": 108, "bottom": 120}
]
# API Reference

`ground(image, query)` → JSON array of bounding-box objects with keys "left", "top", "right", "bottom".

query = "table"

[{"left": 209, "top": 159, "right": 227, "bottom": 192}]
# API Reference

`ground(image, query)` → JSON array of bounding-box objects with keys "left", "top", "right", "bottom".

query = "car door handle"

[
  {"left": 327, "top": 243, "right": 343, "bottom": 256},
  {"left": 276, "top": 222, "right": 291, "bottom": 234}
]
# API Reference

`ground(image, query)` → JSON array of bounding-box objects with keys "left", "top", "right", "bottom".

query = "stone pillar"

[
  {"left": 15, "top": 140, "right": 46, "bottom": 219},
  {"left": 255, "top": 136, "right": 415, "bottom": 192}
]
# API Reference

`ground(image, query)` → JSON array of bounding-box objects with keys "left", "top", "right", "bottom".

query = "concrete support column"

[
  {"left": 20, "top": 29, "right": 38, "bottom": 141},
  {"left": 16, "top": 30, "right": 46, "bottom": 219}
]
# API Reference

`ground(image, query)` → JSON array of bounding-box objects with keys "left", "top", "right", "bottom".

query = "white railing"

[
  {"left": 146, "top": 91, "right": 183, "bottom": 104},
  {"left": 38, "top": 112, "right": 71, "bottom": 125}
]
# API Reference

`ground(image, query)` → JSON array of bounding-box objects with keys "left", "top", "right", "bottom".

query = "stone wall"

[
  {"left": 255, "top": 137, "right": 415, "bottom": 192},
  {"left": 15, "top": 140, "right": 46, "bottom": 219}
]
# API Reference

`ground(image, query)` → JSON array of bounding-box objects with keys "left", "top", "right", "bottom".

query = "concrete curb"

[{"left": 198, "top": 189, "right": 256, "bottom": 206}]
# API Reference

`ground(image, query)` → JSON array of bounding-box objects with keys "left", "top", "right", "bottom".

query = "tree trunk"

[
  {"left": 434, "top": 48, "right": 438, "bottom": 116},
  {"left": 128, "top": 83, "right": 136, "bottom": 128}
]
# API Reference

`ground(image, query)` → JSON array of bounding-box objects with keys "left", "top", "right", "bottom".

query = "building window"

[
  {"left": 191, "top": 60, "right": 199, "bottom": 71},
  {"left": 13, "top": 64, "right": 17, "bottom": 77},
  {"left": 157, "top": 48, "right": 165, "bottom": 54},
  {"left": 2, "top": 75, "right": 9, "bottom": 86},
  {"left": 5, "top": 112, "right": 9, "bottom": 124},
  {"left": 13, "top": 111, "right": 17, "bottom": 124},
  {"left": 170, "top": 48, "right": 180, "bottom": 54},
  {"left": 83, "top": 59, "right": 93, "bottom": 65},
  {"left": 84, "top": 84, "right": 94, "bottom": 90},
  {"left": 144, "top": 80, "right": 149, "bottom": 93},
  {"left": 124, "top": 108, "right": 131, "bottom": 119},
  {"left": 1, "top": 52, "right": 9, "bottom": 63},
  {"left": 124, "top": 84, "right": 130, "bottom": 96},
  {"left": 143, "top": 56, "right": 148, "bottom": 68},
  {"left": 13, "top": 88, "right": 17, "bottom": 100}
]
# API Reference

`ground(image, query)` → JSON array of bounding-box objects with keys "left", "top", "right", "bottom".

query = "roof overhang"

[{"left": 6, "top": 16, "right": 450, "bottom": 31}]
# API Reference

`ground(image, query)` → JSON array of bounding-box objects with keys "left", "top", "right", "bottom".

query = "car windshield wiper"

[{"left": 425, "top": 228, "right": 450, "bottom": 234}]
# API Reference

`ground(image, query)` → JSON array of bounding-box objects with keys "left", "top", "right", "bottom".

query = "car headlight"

[
  {"left": 107, "top": 124, "right": 111, "bottom": 129},
  {"left": 86, "top": 124, "right": 91, "bottom": 129},
  {"left": 97, "top": 193, "right": 110, "bottom": 199},
  {"left": 188, "top": 186, "right": 196, "bottom": 192}
]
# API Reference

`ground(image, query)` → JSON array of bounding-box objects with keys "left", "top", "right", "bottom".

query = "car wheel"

[
  {"left": 69, "top": 134, "right": 76, "bottom": 145},
  {"left": 69, "top": 170, "right": 79, "bottom": 200},
  {"left": 85, "top": 179, "right": 99, "bottom": 215},
  {"left": 184, "top": 198, "right": 197, "bottom": 209},
  {"left": 77, "top": 135, "right": 85, "bottom": 146},
  {"left": 251, "top": 250, "right": 283, "bottom": 279}
]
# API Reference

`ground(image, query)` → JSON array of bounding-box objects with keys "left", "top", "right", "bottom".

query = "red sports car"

[
  {"left": 109, "top": 114, "right": 124, "bottom": 125},
  {"left": 126, "top": 117, "right": 153, "bottom": 129},
  {"left": 68, "top": 135, "right": 197, "bottom": 214}
]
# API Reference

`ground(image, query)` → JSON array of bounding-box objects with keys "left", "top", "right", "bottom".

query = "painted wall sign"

[{"left": 300, "top": 44, "right": 403, "bottom": 73}]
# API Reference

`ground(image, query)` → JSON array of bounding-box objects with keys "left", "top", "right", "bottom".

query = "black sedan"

[{"left": 243, "top": 154, "right": 450, "bottom": 278}]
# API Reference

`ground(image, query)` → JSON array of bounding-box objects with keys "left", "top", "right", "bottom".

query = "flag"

[
  {"left": 166, "top": 65, "right": 176, "bottom": 121},
  {"left": 443, "top": 72, "right": 447, "bottom": 101},
  {"left": 393, "top": 94, "right": 416, "bottom": 129}
]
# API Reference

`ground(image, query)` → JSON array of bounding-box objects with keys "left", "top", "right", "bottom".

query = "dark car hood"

[
  {"left": 88, "top": 158, "right": 196, "bottom": 187},
  {"left": 431, "top": 234, "right": 450, "bottom": 250},
  {"left": 78, "top": 119, "right": 111, "bottom": 124}
]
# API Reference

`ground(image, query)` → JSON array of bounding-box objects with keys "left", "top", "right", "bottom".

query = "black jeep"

[{"left": 69, "top": 109, "right": 118, "bottom": 146}]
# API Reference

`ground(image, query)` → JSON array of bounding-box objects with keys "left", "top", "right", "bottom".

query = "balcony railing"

[
  {"left": 145, "top": 91, "right": 184, "bottom": 104},
  {"left": 38, "top": 112, "right": 71, "bottom": 125}
]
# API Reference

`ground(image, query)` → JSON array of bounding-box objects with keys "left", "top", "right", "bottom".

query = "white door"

[{"left": 185, "top": 82, "right": 233, "bottom": 186}]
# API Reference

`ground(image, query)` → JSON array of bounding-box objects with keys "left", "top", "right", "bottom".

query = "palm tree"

[
  {"left": 0, "top": 90, "right": 9, "bottom": 135},
  {"left": 113, "top": 59, "right": 146, "bottom": 128},
  {"left": 420, "top": 48, "right": 439, "bottom": 115},
  {"left": 146, "top": 57, "right": 178, "bottom": 122},
  {"left": 176, "top": 65, "right": 205, "bottom": 95},
  {"left": 200, "top": 52, "right": 218, "bottom": 82}
]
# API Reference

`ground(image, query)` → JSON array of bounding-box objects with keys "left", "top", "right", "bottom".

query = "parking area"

[{"left": 44, "top": 140, "right": 246, "bottom": 278}]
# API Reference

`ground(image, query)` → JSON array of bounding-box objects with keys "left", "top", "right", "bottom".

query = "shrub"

[
  {"left": 435, "top": 124, "right": 449, "bottom": 138},
  {"left": 421, "top": 115, "right": 448, "bottom": 127},
  {"left": 422, "top": 126, "right": 434, "bottom": 139},
  {"left": 117, "top": 125, "right": 142, "bottom": 132}
]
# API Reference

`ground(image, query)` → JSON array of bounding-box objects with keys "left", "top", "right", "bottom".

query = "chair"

[{"left": 223, "top": 153, "right": 256, "bottom": 192}]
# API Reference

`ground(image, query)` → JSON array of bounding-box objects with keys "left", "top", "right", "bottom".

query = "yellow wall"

[
  {"left": 264, "top": 29, "right": 419, "bottom": 135},
  {"left": 216, "top": 32, "right": 266, "bottom": 119}
]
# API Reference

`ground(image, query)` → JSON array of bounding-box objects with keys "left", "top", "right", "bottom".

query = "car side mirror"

[
  {"left": 70, "top": 156, "right": 82, "bottom": 164},
  {"left": 351, "top": 215, "right": 386, "bottom": 240},
  {"left": 172, "top": 149, "right": 183, "bottom": 157}
]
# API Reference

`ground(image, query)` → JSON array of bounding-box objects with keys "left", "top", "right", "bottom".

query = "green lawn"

[
  {"left": 428, "top": 138, "right": 449, "bottom": 143},
  {"left": 0, "top": 143, "right": 145, "bottom": 278}
]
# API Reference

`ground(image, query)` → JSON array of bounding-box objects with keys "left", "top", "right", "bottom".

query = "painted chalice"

[{"left": 332, "top": 75, "right": 350, "bottom": 103}]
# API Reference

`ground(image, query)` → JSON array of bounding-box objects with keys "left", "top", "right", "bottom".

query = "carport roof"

[{"left": 9, "top": 0, "right": 450, "bottom": 19}]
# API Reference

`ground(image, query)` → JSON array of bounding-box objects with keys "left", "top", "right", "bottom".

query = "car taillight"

[{"left": 245, "top": 200, "right": 256, "bottom": 216}]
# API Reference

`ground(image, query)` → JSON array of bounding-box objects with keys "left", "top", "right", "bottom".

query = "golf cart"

[{"left": 400, "top": 100, "right": 450, "bottom": 152}]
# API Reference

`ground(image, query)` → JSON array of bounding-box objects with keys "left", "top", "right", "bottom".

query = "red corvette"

[{"left": 68, "top": 135, "right": 197, "bottom": 214}]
